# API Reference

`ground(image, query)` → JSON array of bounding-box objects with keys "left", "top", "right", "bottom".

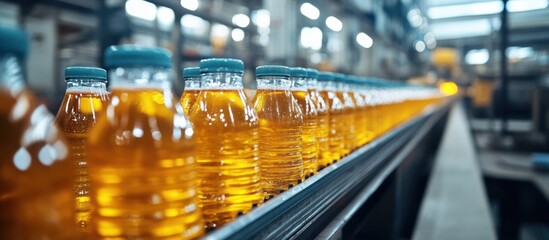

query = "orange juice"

[
  {"left": 190, "top": 58, "right": 262, "bottom": 229},
  {"left": 55, "top": 67, "right": 109, "bottom": 231},
  {"left": 253, "top": 65, "right": 303, "bottom": 198},
  {"left": 88, "top": 46, "right": 203, "bottom": 239}
]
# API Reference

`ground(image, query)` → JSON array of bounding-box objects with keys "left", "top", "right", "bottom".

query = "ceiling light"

[
  {"left": 356, "top": 32, "right": 373, "bottom": 48},
  {"left": 300, "top": 3, "right": 320, "bottom": 20},
  {"left": 325, "top": 16, "right": 342, "bottom": 32}
]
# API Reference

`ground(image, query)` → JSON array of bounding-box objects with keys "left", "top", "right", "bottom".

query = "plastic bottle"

[
  {"left": 317, "top": 72, "right": 344, "bottom": 163},
  {"left": 55, "top": 66, "right": 109, "bottom": 231},
  {"left": 306, "top": 69, "right": 330, "bottom": 170},
  {"left": 0, "top": 27, "right": 77, "bottom": 239},
  {"left": 289, "top": 67, "right": 317, "bottom": 178},
  {"left": 190, "top": 58, "right": 262, "bottom": 229},
  {"left": 180, "top": 67, "right": 201, "bottom": 116},
  {"left": 349, "top": 76, "right": 367, "bottom": 147},
  {"left": 253, "top": 65, "right": 303, "bottom": 199},
  {"left": 87, "top": 45, "right": 203, "bottom": 239},
  {"left": 334, "top": 74, "right": 356, "bottom": 155}
]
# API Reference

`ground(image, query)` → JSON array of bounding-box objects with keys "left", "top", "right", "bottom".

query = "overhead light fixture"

[
  {"left": 252, "top": 9, "right": 270, "bottom": 28},
  {"left": 232, "top": 14, "right": 250, "bottom": 28},
  {"left": 231, "top": 28, "right": 245, "bottom": 42},
  {"left": 428, "top": 0, "right": 548, "bottom": 19},
  {"left": 407, "top": 8, "right": 423, "bottom": 27},
  {"left": 300, "top": 27, "right": 323, "bottom": 50},
  {"left": 356, "top": 32, "right": 373, "bottom": 48},
  {"left": 431, "top": 19, "right": 491, "bottom": 40},
  {"left": 414, "top": 41, "right": 426, "bottom": 52},
  {"left": 465, "top": 49, "right": 489, "bottom": 65},
  {"left": 428, "top": 1, "right": 502, "bottom": 19},
  {"left": 125, "top": 0, "right": 157, "bottom": 21},
  {"left": 508, "top": 0, "right": 548, "bottom": 12},
  {"left": 157, "top": 7, "right": 175, "bottom": 28},
  {"left": 424, "top": 32, "right": 436, "bottom": 49},
  {"left": 325, "top": 16, "right": 342, "bottom": 32},
  {"left": 300, "top": 3, "right": 320, "bottom": 20},
  {"left": 181, "top": 0, "right": 199, "bottom": 11}
]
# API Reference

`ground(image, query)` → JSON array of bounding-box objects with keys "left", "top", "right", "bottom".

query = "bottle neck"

[
  {"left": 290, "top": 77, "right": 307, "bottom": 91},
  {"left": 108, "top": 66, "right": 172, "bottom": 90},
  {"left": 65, "top": 79, "right": 107, "bottom": 93},
  {"left": 184, "top": 77, "right": 201, "bottom": 90},
  {"left": 257, "top": 76, "right": 291, "bottom": 89},
  {"left": 201, "top": 72, "right": 243, "bottom": 90},
  {"left": 0, "top": 54, "right": 25, "bottom": 96},
  {"left": 319, "top": 80, "right": 336, "bottom": 91},
  {"left": 306, "top": 78, "right": 317, "bottom": 90}
]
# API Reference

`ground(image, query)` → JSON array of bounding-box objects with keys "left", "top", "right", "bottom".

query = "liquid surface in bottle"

[
  {"left": 190, "top": 88, "right": 262, "bottom": 229},
  {"left": 180, "top": 89, "right": 200, "bottom": 116},
  {"left": 253, "top": 88, "right": 303, "bottom": 198},
  {"left": 291, "top": 90, "right": 317, "bottom": 177},
  {"left": 336, "top": 91, "right": 356, "bottom": 155},
  {"left": 56, "top": 89, "right": 108, "bottom": 230},
  {"left": 0, "top": 90, "right": 76, "bottom": 239},
  {"left": 87, "top": 87, "right": 203, "bottom": 239},
  {"left": 318, "top": 90, "right": 344, "bottom": 163},
  {"left": 309, "top": 89, "right": 330, "bottom": 169}
]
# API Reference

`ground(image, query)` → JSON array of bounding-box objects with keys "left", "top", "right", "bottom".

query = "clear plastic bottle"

[
  {"left": 253, "top": 65, "right": 303, "bottom": 198},
  {"left": 306, "top": 69, "right": 330, "bottom": 170},
  {"left": 334, "top": 74, "right": 356, "bottom": 155},
  {"left": 289, "top": 67, "right": 317, "bottom": 178},
  {"left": 317, "top": 72, "right": 344, "bottom": 163},
  {"left": 87, "top": 46, "right": 203, "bottom": 239},
  {"left": 55, "top": 66, "right": 109, "bottom": 231},
  {"left": 189, "top": 58, "right": 262, "bottom": 229},
  {"left": 0, "top": 27, "right": 77, "bottom": 239},
  {"left": 179, "top": 67, "right": 201, "bottom": 116},
  {"left": 348, "top": 76, "right": 367, "bottom": 147}
]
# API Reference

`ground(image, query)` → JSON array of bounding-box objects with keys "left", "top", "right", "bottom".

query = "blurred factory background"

[{"left": 1, "top": 0, "right": 549, "bottom": 239}]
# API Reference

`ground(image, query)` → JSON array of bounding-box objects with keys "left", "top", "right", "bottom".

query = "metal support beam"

[{"left": 500, "top": 0, "right": 509, "bottom": 135}]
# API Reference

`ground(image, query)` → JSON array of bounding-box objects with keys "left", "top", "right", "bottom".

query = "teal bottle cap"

[
  {"left": 65, "top": 66, "right": 107, "bottom": 80},
  {"left": 317, "top": 72, "right": 335, "bottom": 81},
  {"left": 256, "top": 65, "right": 290, "bottom": 77},
  {"left": 306, "top": 68, "right": 318, "bottom": 79},
  {"left": 333, "top": 73, "right": 346, "bottom": 82},
  {"left": 289, "top": 67, "right": 308, "bottom": 78},
  {"left": 200, "top": 58, "right": 244, "bottom": 74},
  {"left": 0, "top": 27, "right": 29, "bottom": 59},
  {"left": 183, "top": 67, "right": 201, "bottom": 78},
  {"left": 104, "top": 45, "right": 172, "bottom": 68}
]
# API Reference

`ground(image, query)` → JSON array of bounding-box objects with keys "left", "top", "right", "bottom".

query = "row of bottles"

[{"left": 0, "top": 27, "right": 445, "bottom": 239}]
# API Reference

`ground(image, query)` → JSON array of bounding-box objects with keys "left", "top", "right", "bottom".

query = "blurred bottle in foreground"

[
  {"left": 87, "top": 45, "right": 203, "bottom": 239},
  {"left": 55, "top": 66, "right": 109, "bottom": 231},
  {"left": 0, "top": 27, "right": 77, "bottom": 239}
]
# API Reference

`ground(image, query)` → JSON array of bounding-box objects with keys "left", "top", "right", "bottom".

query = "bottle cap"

[
  {"left": 317, "top": 72, "right": 335, "bottom": 82},
  {"left": 183, "top": 67, "right": 200, "bottom": 78},
  {"left": 65, "top": 66, "right": 107, "bottom": 80},
  {"left": 256, "top": 65, "right": 290, "bottom": 77},
  {"left": 105, "top": 45, "right": 172, "bottom": 68},
  {"left": 200, "top": 58, "right": 244, "bottom": 74},
  {"left": 333, "top": 73, "right": 346, "bottom": 82},
  {"left": 306, "top": 68, "right": 318, "bottom": 79},
  {"left": 289, "top": 67, "right": 308, "bottom": 78},
  {"left": 0, "top": 27, "right": 29, "bottom": 59}
]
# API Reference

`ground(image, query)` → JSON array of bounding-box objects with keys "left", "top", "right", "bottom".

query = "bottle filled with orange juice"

[
  {"left": 0, "top": 27, "right": 77, "bottom": 239},
  {"left": 317, "top": 72, "right": 344, "bottom": 164},
  {"left": 180, "top": 67, "right": 201, "bottom": 116},
  {"left": 334, "top": 74, "right": 356, "bottom": 155},
  {"left": 289, "top": 67, "right": 317, "bottom": 178},
  {"left": 348, "top": 76, "right": 367, "bottom": 147},
  {"left": 190, "top": 58, "right": 262, "bottom": 229},
  {"left": 253, "top": 65, "right": 303, "bottom": 199},
  {"left": 55, "top": 66, "right": 109, "bottom": 231},
  {"left": 306, "top": 69, "right": 330, "bottom": 170},
  {"left": 87, "top": 46, "right": 203, "bottom": 239}
]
